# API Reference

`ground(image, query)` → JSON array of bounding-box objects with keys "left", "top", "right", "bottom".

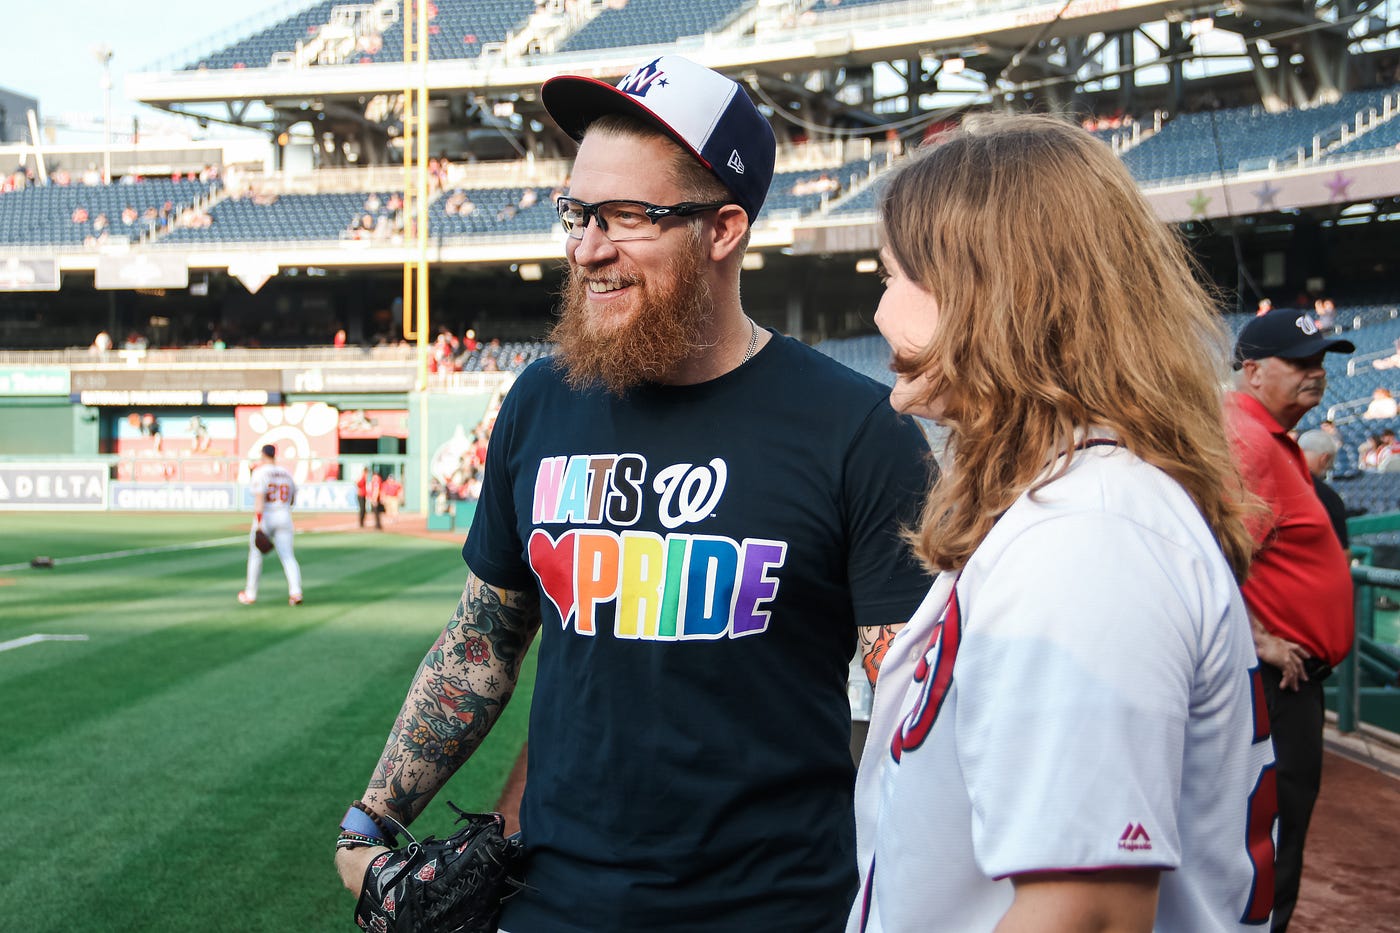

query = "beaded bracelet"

[
  {"left": 340, "top": 802, "right": 397, "bottom": 848},
  {"left": 336, "top": 831, "right": 386, "bottom": 850},
  {"left": 352, "top": 800, "right": 398, "bottom": 840}
]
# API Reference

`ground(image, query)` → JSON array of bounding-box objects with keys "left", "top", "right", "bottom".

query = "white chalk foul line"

[
  {"left": 0, "top": 634, "right": 91, "bottom": 653},
  {"left": 0, "top": 536, "right": 247, "bottom": 574}
]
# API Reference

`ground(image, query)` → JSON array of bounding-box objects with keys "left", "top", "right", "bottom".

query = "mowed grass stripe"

[
  {"left": 0, "top": 512, "right": 254, "bottom": 565},
  {"left": 0, "top": 542, "right": 463, "bottom": 757},
  {"left": 5, "top": 542, "right": 534, "bottom": 933},
  {"left": 0, "top": 533, "right": 465, "bottom": 638}
]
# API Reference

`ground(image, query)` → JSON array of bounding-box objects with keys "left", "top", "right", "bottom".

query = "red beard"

[{"left": 549, "top": 238, "right": 713, "bottom": 395}]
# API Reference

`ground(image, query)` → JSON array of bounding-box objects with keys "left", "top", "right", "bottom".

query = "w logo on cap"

[
  {"left": 1295, "top": 315, "right": 1319, "bottom": 335},
  {"left": 618, "top": 57, "right": 666, "bottom": 98}
]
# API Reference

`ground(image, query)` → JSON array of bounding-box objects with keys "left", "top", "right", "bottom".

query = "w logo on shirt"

[
  {"left": 891, "top": 588, "right": 961, "bottom": 763},
  {"left": 619, "top": 58, "right": 666, "bottom": 98},
  {"left": 1118, "top": 823, "right": 1152, "bottom": 852}
]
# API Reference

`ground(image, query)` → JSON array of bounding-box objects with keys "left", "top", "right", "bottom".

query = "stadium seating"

[
  {"left": 430, "top": 186, "right": 559, "bottom": 240},
  {"left": 159, "top": 191, "right": 400, "bottom": 243},
  {"left": 1329, "top": 113, "right": 1400, "bottom": 158},
  {"left": 0, "top": 178, "right": 219, "bottom": 246},
  {"left": 364, "top": 0, "right": 536, "bottom": 63},
  {"left": 765, "top": 160, "right": 873, "bottom": 216},
  {"left": 559, "top": 0, "right": 748, "bottom": 54},
  {"left": 187, "top": 0, "right": 536, "bottom": 69},
  {"left": 188, "top": 1, "right": 339, "bottom": 70},
  {"left": 1122, "top": 86, "right": 1399, "bottom": 183}
]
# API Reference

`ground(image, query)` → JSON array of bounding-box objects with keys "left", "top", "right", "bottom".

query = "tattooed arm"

[
  {"left": 859, "top": 623, "right": 904, "bottom": 689},
  {"left": 335, "top": 569, "right": 541, "bottom": 894}
]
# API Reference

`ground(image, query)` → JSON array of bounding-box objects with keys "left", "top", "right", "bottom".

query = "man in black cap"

[
  {"left": 335, "top": 56, "right": 931, "bottom": 932},
  {"left": 1226, "top": 309, "right": 1355, "bottom": 931}
]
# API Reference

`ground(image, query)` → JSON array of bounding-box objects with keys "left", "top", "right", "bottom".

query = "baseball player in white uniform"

[
  {"left": 852, "top": 114, "right": 1277, "bottom": 932},
  {"left": 239, "top": 443, "right": 303, "bottom": 606}
]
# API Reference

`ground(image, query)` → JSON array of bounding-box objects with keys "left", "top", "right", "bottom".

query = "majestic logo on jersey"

[
  {"left": 891, "top": 587, "right": 961, "bottom": 762},
  {"left": 528, "top": 454, "right": 787, "bottom": 640},
  {"left": 1118, "top": 823, "right": 1152, "bottom": 852}
]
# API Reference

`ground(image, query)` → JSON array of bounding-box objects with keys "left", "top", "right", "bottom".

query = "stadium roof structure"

[{"left": 128, "top": 0, "right": 1399, "bottom": 149}]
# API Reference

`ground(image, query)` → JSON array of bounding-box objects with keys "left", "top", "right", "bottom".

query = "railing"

[{"left": 1334, "top": 559, "right": 1400, "bottom": 734}]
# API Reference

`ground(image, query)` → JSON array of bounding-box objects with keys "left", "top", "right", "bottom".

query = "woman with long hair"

[{"left": 849, "top": 114, "right": 1277, "bottom": 932}]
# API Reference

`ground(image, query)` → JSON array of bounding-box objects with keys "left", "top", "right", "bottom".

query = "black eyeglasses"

[{"left": 555, "top": 196, "right": 728, "bottom": 241}]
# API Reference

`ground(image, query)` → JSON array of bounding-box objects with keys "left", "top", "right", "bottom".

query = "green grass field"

[{"left": 0, "top": 513, "right": 534, "bottom": 933}]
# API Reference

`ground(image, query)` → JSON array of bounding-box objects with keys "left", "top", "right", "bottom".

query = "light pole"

[{"left": 93, "top": 44, "right": 113, "bottom": 182}]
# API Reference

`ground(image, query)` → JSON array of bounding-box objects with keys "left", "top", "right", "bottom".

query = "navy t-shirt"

[{"left": 463, "top": 332, "right": 933, "bottom": 932}]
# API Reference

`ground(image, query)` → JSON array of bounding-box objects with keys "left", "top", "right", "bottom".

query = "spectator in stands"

[
  {"left": 91, "top": 330, "right": 112, "bottom": 355},
  {"left": 1297, "top": 430, "right": 1348, "bottom": 547},
  {"left": 495, "top": 203, "right": 518, "bottom": 222},
  {"left": 71, "top": 206, "right": 89, "bottom": 224},
  {"left": 1359, "top": 432, "right": 1384, "bottom": 470},
  {"left": 81, "top": 163, "right": 102, "bottom": 186},
  {"left": 461, "top": 328, "right": 478, "bottom": 353},
  {"left": 1313, "top": 297, "right": 1337, "bottom": 330},
  {"left": 1256, "top": 297, "right": 1273, "bottom": 316},
  {"left": 387, "top": 192, "right": 403, "bottom": 212},
  {"left": 1380, "top": 428, "right": 1400, "bottom": 473},
  {"left": 51, "top": 167, "right": 71, "bottom": 186},
  {"left": 1229, "top": 308, "right": 1356, "bottom": 931},
  {"left": 1364, "top": 386, "right": 1398, "bottom": 419},
  {"left": 92, "top": 212, "right": 109, "bottom": 234},
  {"left": 335, "top": 55, "right": 931, "bottom": 933},
  {"left": 518, "top": 187, "right": 538, "bottom": 210},
  {"left": 121, "top": 204, "right": 138, "bottom": 226}
]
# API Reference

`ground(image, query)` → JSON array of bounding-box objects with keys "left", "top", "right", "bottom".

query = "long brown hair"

[{"left": 880, "top": 113, "right": 1254, "bottom": 580}]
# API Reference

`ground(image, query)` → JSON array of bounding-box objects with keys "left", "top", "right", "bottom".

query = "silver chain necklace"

[{"left": 742, "top": 318, "right": 760, "bottom": 364}]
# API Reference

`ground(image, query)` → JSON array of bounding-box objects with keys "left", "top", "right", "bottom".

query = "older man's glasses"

[{"left": 555, "top": 197, "right": 727, "bottom": 241}]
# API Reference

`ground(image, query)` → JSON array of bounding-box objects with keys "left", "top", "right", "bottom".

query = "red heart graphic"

[{"left": 528, "top": 529, "right": 576, "bottom": 627}]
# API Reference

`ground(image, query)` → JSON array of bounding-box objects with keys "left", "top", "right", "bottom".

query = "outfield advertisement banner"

[
  {"left": 106, "top": 481, "right": 358, "bottom": 512},
  {"left": 109, "top": 482, "right": 239, "bottom": 512},
  {"left": 0, "top": 463, "right": 108, "bottom": 510},
  {"left": 0, "top": 367, "right": 70, "bottom": 396}
]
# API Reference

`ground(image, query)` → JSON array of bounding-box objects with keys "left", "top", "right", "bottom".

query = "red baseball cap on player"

[{"left": 540, "top": 55, "right": 777, "bottom": 222}]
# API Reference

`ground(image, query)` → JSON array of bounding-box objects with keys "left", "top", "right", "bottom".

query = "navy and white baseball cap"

[
  {"left": 1234, "top": 309, "right": 1354, "bottom": 364},
  {"left": 541, "top": 55, "right": 777, "bottom": 222}
]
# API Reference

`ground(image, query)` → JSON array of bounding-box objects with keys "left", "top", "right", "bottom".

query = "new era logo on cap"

[{"left": 541, "top": 55, "right": 777, "bottom": 221}]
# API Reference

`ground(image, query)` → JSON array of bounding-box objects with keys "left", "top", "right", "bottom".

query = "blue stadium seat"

[
  {"left": 560, "top": 0, "right": 748, "bottom": 53},
  {"left": 0, "top": 177, "right": 219, "bottom": 246}
]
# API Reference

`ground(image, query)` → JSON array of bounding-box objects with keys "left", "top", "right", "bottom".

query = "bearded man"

[{"left": 336, "top": 56, "right": 932, "bottom": 933}]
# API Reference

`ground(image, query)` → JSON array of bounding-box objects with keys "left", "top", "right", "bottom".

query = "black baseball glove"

[
  {"left": 354, "top": 804, "right": 525, "bottom": 933},
  {"left": 254, "top": 529, "right": 275, "bottom": 554}
]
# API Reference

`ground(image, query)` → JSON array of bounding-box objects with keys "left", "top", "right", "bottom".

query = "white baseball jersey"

[
  {"left": 850, "top": 441, "right": 1276, "bottom": 932},
  {"left": 251, "top": 463, "right": 297, "bottom": 528}
]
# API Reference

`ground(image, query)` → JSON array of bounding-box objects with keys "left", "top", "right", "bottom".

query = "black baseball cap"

[
  {"left": 540, "top": 55, "right": 777, "bottom": 222},
  {"left": 1234, "top": 309, "right": 1354, "bottom": 365}
]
